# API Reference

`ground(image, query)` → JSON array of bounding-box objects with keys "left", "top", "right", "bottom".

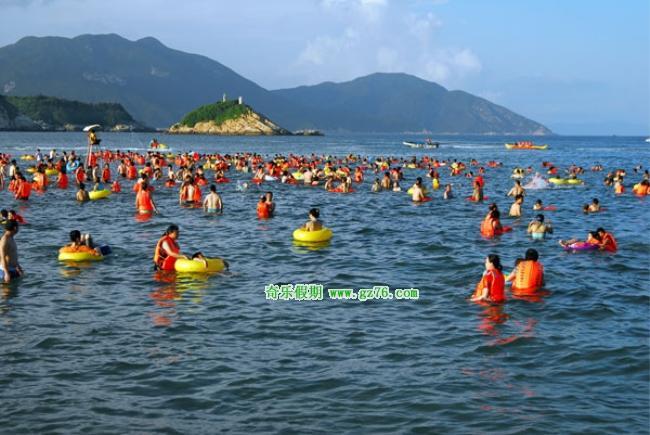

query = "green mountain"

[
  {"left": 0, "top": 34, "right": 551, "bottom": 134},
  {"left": 272, "top": 73, "right": 551, "bottom": 134},
  {"left": 0, "top": 95, "right": 145, "bottom": 131},
  {"left": 169, "top": 100, "right": 290, "bottom": 135}
]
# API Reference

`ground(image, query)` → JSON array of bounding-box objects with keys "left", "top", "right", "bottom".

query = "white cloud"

[{"left": 293, "top": 0, "right": 481, "bottom": 87}]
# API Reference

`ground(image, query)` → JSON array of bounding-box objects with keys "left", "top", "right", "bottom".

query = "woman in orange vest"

[
  {"left": 471, "top": 254, "right": 505, "bottom": 303},
  {"left": 596, "top": 227, "right": 618, "bottom": 253},
  {"left": 507, "top": 249, "right": 544, "bottom": 296},
  {"left": 15, "top": 174, "right": 31, "bottom": 200},
  {"left": 135, "top": 181, "right": 158, "bottom": 215},
  {"left": 481, "top": 208, "right": 504, "bottom": 238},
  {"left": 153, "top": 224, "right": 186, "bottom": 271}
]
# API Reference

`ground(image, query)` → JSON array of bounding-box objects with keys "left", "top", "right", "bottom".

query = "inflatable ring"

[
  {"left": 563, "top": 242, "right": 598, "bottom": 251},
  {"left": 66, "top": 161, "right": 79, "bottom": 173},
  {"left": 26, "top": 167, "right": 37, "bottom": 174},
  {"left": 20, "top": 155, "right": 35, "bottom": 160},
  {"left": 174, "top": 258, "right": 226, "bottom": 273},
  {"left": 566, "top": 179, "right": 584, "bottom": 185},
  {"left": 293, "top": 227, "right": 333, "bottom": 243},
  {"left": 45, "top": 168, "right": 59, "bottom": 176},
  {"left": 531, "top": 232, "right": 546, "bottom": 240},
  {"left": 58, "top": 251, "right": 103, "bottom": 262},
  {"left": 89, "top": 189, "right": 111, "bottom": 200}
]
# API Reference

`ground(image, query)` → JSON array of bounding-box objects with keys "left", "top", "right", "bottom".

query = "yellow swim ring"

[
  {"left": 174, "top": 258, "right": 226, "bottom": 273},
  {"left": 58, "top": 251, "right": 103, "bottom": 262},
  {"left": 293, "top": 227, "right": 333, "bottom": 243},
  {"left": 88, "top": 189, "right": 111, "bottom": 200},
  {"left": 45, "top": 168, "right": 59, "bottom": 176}
]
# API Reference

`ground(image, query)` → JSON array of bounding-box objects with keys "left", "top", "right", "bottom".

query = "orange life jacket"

[
  {"left": 511, "top": 260, "right": 544, "bottom": 295},
  {"left": 58, "top": 173, "right": 68, "bottom": 189},
  {"left": 15, "top": 179, "right": 31, "bottom": 199},
  {"left": 111, "top": 180, "right": 121, "bottom": 193},
  {"left": 102, "top": 167, "right": 111, "bottom": 182},
  {"left": 257, "top": 201, "right": 270, "bottom": 219},
  {"left": 480, "top": 217, "right": 495, "bottom": 238},
  {"left": 153, "top": 235, "right": 179, "bottom": 270},
  {"left": 136, "top": 190, "right": 154, "bottom": 213},
  {"left": 126, "top": 165, "right": 138, "bottom": 180},
  {"left": 601, "top": 232, "right": 618, "bottom": 253},
  {"left": 75, "top": 167, "right": 86, "bottom": 183},
  {"left": 472, "top": 269, "right": 505, "bottom": 303}
]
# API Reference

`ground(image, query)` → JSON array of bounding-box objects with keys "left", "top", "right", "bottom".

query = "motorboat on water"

[{"left": 403, "top": 139, "right": 439, "bottom": 149}]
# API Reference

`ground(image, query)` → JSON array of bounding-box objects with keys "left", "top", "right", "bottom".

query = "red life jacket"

[
  {"left": 136, "top": 190, "right": 154, "bottom": 213},
  {"left": 472, "top": 269, "right": 505, "bottom": 303},
  {"left": 153, "top": 235, "right": 180, "bottom": 270}
]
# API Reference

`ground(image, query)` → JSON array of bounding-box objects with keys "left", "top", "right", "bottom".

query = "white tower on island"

[
  {"left": 238, "top": 96, "right": 243, "bottom": 105},
  {"left": 222, "top": 93, "right": 227, "bottom": 103}
]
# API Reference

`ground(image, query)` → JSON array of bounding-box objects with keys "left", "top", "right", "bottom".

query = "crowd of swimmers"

[{"left": 0, "top": 142, "right": 643, "bottom": 290}]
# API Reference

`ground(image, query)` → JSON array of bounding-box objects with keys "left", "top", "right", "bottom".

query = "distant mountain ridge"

[
  {"left": 0, "top": 34, "right": 551, "bottom": 134},
  {"left": 272, "top": 73, "right": 551, "bottom": 135}
]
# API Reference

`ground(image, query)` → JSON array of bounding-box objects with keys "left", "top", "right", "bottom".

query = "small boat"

[
  {"left": 505, "top": 141, "right": 548, "bottom": 150},
  {"left": 645, "top": 138, "right": 650, "bottom": 143},
  {"left": 403, "top": 139, "right": 439, "bottom": 149}
]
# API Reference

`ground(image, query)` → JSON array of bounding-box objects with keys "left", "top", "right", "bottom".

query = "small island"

[
  {"left": 0, "top": 95, "right": 149, "bottom": 131},
  {"left": 168, "top": 99, "right": 291, "bottom": 135}
]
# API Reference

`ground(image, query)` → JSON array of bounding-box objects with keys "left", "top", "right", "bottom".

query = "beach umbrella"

[{"left": 83, "top": 124, "right": 101, "bottom": 132}]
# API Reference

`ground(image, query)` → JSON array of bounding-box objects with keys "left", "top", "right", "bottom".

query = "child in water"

[
  {"left": 533, "top": 199, "right": 543, "bottom": 211},
  {"left": 302, "top": 208, "right": 323, "bottom": 231},
  {"left": 371, "top": 178, "right": 381, "bottom": 192}
]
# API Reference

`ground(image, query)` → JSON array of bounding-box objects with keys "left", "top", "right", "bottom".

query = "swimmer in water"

[
  {"left": 533, "top": 199, "right": 543, "bottom": 211},
  {"left": 76, "top": 182, "right": 89, "bottom": 202},
  {"left": 410, "top": 177, "right": 425, "bottom": 202},
  {"left": 509, "top": 194, "right": 524, "bottom": 217},
  {"left": 302, "top": 208, "right": 323, "bottom": 231},
  {"left": 588, "top": 198, "right": 601, "bottom": 213},
  {"left": 559, "top": 231, "right": 601, "bottom": 249},
  {"left": 527, "top": 214, "right": 552, "bottom": 238},
  {"left": 507, "top": 179, "right": 525, "bottom": 197},
  {"left": 265, "top": 192, "right": 275, "bottom": 216},
  {"left": 443, "top": 184, "right": 453, "bottom": 199},
  {"left": 203, "top": 184, "right": 223, "bottom": 214},
  {"left": 60, "top": 230, "right": 102, "bottom": 256}
]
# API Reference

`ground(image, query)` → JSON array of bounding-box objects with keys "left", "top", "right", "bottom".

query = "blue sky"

[{"left": 0, "top": 0, "right": 648, "bottom": 134}]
